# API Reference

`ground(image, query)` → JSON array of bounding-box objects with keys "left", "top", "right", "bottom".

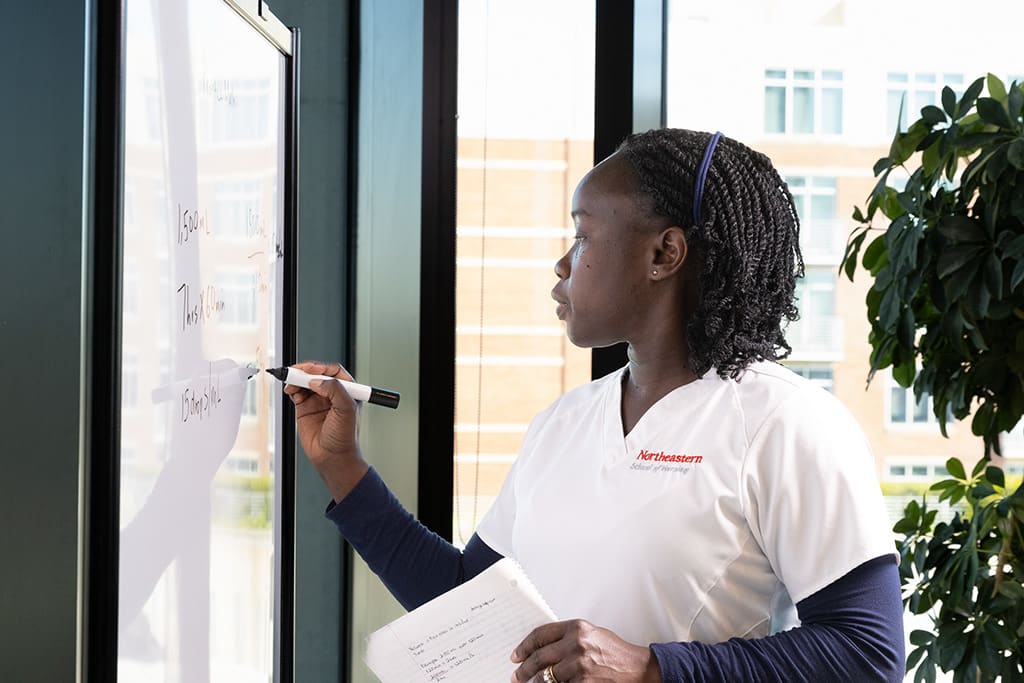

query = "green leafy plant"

[
  {"left": 841, "top": 74, "right": 1024, "bottom": 682},
  {"left": 895, "top": 458, "right": 1024, "bottom": 682}
]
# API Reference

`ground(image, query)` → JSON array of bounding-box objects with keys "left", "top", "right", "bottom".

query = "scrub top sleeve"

[
  {"left": 473, "top": 403, "right": 559, "bottom": 558},
  {"left": 739, "top": 387, "right": 896, "bottom": 605},
  {"left": 472, "top": 441, "right": 521, "bottom": 558}
]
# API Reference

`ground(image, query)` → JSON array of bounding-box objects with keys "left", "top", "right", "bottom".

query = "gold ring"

[{"left": 542, "top": 665, "right": 560, "bottom": 683}]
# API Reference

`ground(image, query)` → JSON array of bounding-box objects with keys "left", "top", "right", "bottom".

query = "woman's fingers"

[
  {"left": 292, "top": 360, "right": 356, "bottom": 382},
  {"left": 511, "top": 620, "right": 655, "bottom": 683},
  {"left": 511, "top": 622, "right": 574, "bottom": 682}
]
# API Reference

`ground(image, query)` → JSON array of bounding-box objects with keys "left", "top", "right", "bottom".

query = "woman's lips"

[{"left": 555, "top": 302, "right": 567, "bottom": 319}]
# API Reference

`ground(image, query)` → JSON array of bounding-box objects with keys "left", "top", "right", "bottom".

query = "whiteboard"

[{"left": 118, "top": 1, "right": 294, "bottom": 681}]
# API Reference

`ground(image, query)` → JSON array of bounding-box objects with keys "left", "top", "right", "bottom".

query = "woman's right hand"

[{"left": 284, "top": 360, "right": 369, "bottom": 502}]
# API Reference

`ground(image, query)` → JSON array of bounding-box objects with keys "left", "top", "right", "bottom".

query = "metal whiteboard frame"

[{"left": 224, "top": 0, "right": 294, "bottom": 56}]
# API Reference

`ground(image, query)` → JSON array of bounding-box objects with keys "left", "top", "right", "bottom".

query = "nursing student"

[{"left": 286, "top": 129, "right": 904, "bottom": 682}]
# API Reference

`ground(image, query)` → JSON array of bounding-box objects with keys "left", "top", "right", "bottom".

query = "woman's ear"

[{"left": 649, "top": 226, "right": 688, "bottom": 281}]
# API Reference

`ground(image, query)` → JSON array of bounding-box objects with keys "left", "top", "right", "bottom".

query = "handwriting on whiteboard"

[{"left": 177, "top": 282, "right": 225, "bottom": 330}]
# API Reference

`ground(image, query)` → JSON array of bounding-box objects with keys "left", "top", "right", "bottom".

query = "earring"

[{"left": 652, "top": 269, "right": 658, "bottom": 275}]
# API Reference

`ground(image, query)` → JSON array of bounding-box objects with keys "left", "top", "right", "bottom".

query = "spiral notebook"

[{"left": 364, "top": 558, "right": 557, "bottom": 682}]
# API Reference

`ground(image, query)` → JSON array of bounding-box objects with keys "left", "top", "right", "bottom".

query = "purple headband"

[{"left": 693, "top": 131, "right": 723, "bottom": 226}]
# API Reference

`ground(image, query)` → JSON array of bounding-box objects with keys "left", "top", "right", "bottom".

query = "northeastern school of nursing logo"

[{"left": 629, "top": 449, "right": 703, "bottom": 473}]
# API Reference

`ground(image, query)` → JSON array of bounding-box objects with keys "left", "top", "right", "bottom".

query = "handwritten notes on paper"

[{"left": 364, "top": 559, "right": 557, "bottom": 682}]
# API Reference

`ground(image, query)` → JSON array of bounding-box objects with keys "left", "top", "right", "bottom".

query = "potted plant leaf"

[{"left": 840, "top": 74, "right": 1024, "bottom": 682}]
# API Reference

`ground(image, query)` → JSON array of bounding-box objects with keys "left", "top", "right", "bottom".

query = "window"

[
  {"left": 200, "top": 77, "right": 272, "bottom": 144},
  {"left": 886, "top": 72, "right": 964, "bottom": 134},
  {"left": 453, "top": 0, "right": 595, "bottom": 543},
  {"left": 785, "top": 364, "right": 834, "bottom": 393},
  {"left": 242, "top": 380, "right": 258, "bottom": 419},
  {"left": 786, "top": 176, "right": 840, "bottom": 264},
  {"left": 764, "top": 68, "right": 843, "bottom": 135},
  {"left": 225, "top": 454, "right": 259, "bottom": 476},
  {"left": 213, "top": 180, "right": 263, "bottom": 239},
  {"left": 216, "top": 271, "right": 258, "bottom": 327},
  {"left": 889, "top": 384, "right": 930, "bottom": 424},
  {"left": 886, "top": 459, "right": 952, "bottom": 482},
  {"left": 787, "top": 267, "right": 840, "bottom": 359},
  {"left": 887, "top": 372, "right": 946, "bottom": 427}
]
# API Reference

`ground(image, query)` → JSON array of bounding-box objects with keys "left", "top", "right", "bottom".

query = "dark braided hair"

[{"left": 618, "top": 128, "right": 804, "bottom": 380}]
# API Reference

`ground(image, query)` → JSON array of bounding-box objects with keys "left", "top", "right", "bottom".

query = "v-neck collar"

[{"left": 603, "top": 365, "right": 717, "bottom": 462}]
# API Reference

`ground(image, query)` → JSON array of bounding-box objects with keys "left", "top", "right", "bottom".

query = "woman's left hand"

[{"left": 510, "top": 619, "right": 661, "bottom": 682}]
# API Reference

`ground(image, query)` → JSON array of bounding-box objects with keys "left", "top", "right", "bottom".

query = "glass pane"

[
  {"left": 890, "top": 465, "right": 906, "bottom": 476},
  {"left": 765, "top": 68, "right": 786, "bottom": 79},
  {"left": 888, "top": 71, "right": 909, "bottom": 83},
  {"left": 793, "top": 87, "right": 814, "bottom": 133},
  {"left": 822, "top": 88, "right": 843, "bottom": 134},
  {"left": 810, "top": 191, "right": 836, "bottom": 221},
  {"left": 454, "top": 0, "right": 595, "bottom": 543},
  {"left": 911, "top": 465, "right": 928, "bottom": 476},
  {"left": 913, "top": 394, "right": 930, "bottom": 423},
  {"left": 764, "top": 86, "right": 786, "bottom": 133},
  {"left": 794, "top": 69, "right": 814, "bottom": 80},
  {"left": 807, "top": 287, "right": 835, "bottom": 317},
  {"left": 890, "top": 387, "right": 907, "bottom": 422},
  {"left": 915, "top": 90, "right": 936, "bottom": 109}
]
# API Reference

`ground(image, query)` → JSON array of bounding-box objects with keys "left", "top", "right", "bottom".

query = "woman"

[{"left": 288, "top": 129, "right": 904, "bottom": 682}]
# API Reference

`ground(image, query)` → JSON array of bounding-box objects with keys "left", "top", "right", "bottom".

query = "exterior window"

[
  {"left": 764, "top": 68, "right": 843, "bottom": 135},
  {"left": 226, "top": 454, "right": 259, "bottom": 475},
  {"left": 242, "top": 380, "right": 258, "bottom": 418},
  {"left": 217, "top": 271, "right": 258, "bottom": 327},
  {"left": 213, "top": 180, "right": 263, "bottom": 239},
  {"left": 201, "top": 77, "right": 272, "bottom": 144},
  {"left": 453, "top": 0, "right": 595, "bottom": 543},
  {"left": 886, "top": 72, "right": 964, "bottom": 134},
  {"left": 887, "top": 372, "right": 947, "bottom": 427},
  {"left": 787, "top": 267, "right": 840, "bottom": 360},
  {"left": 787, "top": 176, "right": 839, "bottom": 264},
  {"left": 886, "top": 460, "right": 953, "bottom": 482},
  {"left": 786, "top": 364, "right": 834, "bottom": 393}
]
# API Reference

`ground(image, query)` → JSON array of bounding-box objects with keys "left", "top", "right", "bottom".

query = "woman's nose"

[{"left": 554, "top": 248, "right": 571, "bottom": 280}]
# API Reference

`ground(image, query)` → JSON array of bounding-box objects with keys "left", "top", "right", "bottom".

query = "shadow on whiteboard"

[{"left": 119, "top": 358, "right": 249, "bottom": 657}]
